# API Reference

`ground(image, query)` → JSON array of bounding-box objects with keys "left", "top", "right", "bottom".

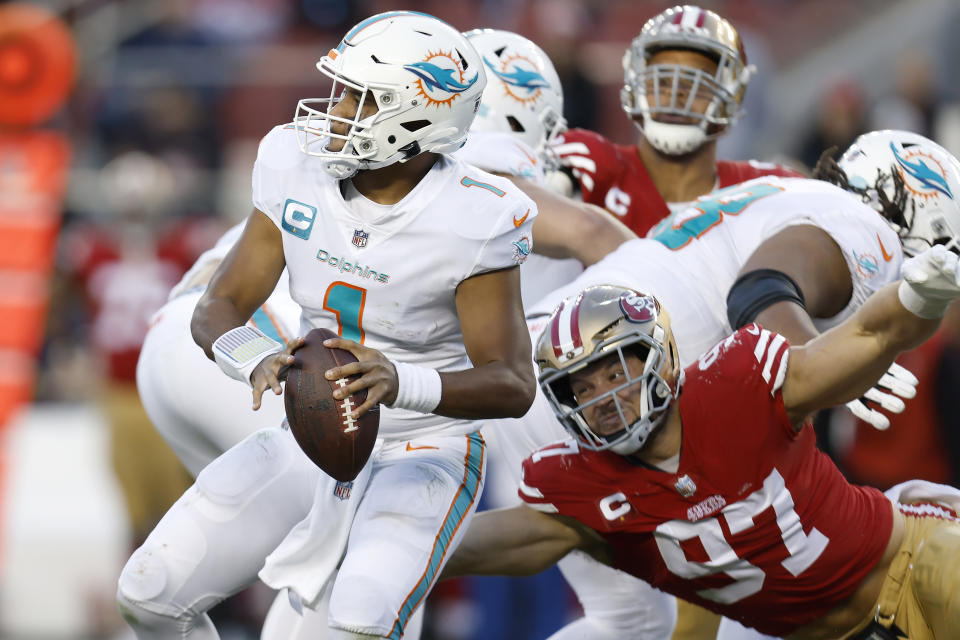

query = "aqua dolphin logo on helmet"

[
  {"left": 405, "top": 61, "right": 478, "bottom": 92},
  {"left": 483, "top": 57, "right": 551, "bottom": 94},
  {"left": 892, "top": 142, "right": 955, "bottom": 199}
]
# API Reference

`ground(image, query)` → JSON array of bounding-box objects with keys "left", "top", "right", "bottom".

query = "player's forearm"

[
  {"left": 191, "top": 295, "right": 255, "bottom": 360},
  {"left": 855, "top": 282, "right": 941, "bottom": 354},
  {"left": 752, "top": 300, "right": 820, "bottom": 346},
  {"left": 442, "top": 507, "right": 578, "bottom": 579},
  {"left": 529, "top": 197, "right": 635, "bottom": 265},
  {"left": 569, "top": 204, "right": 635, "bottom": 266},
  {"left": 435, "top": 360, "right": 536, "bottom": 419}
]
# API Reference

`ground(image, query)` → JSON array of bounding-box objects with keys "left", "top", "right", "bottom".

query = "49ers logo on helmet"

[{"left": 619, "top": 293, "right": 658, "bottom": 323}]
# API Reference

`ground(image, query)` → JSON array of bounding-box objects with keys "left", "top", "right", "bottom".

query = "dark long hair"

[{"left": 812, "top": 146, "right": 910, "bottom": 229}]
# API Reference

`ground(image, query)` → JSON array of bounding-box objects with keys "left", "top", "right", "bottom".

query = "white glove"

[
  {"left": 898, "top": 244, "right": 960, "bottom": 318},
  {"left": 845, "top": 362, "right": 919, "bottom": 430}
]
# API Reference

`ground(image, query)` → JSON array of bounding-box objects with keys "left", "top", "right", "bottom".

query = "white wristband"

[
  {"left": 213, "top": 325, "right": 283, "bottom": 387},
  {"left": 389, "top": 360, "right": 442, "bottom": 413},
  {"left": 898, "top": 280, "right": 949, "bottom": 319}
]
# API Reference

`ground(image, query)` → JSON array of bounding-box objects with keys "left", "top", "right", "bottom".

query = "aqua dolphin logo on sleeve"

[{"left": 512, "top": 235, "right": 531, "bottom": 264}]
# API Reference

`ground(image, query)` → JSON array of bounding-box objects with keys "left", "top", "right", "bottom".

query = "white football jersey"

[
  {"left": 253, "top": 124, "right": 537, "bottom": 438},
  {"left": 527, "top": 176, "right": 903, "bottom": 367},
  {"left": 455, "top": 130, "right": 584, "bottom": 310}
]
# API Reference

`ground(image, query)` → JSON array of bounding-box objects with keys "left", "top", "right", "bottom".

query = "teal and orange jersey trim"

[
  {"left": 386, "top": 431, "right": 485, "bottom": 639},
  {"left": 250, "top": 304, "right": 289, "bottom": 345}
]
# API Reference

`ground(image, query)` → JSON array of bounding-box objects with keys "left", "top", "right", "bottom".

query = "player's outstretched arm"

[
  {"left": 441, "top": 505, "right": 609, "bottom": 579},
  {"left": 782, "top": 245, "right": 960, "bottom": 425},
  {"left": 507, "top": 176, "right": 636, "bottom": 266},
  {"left": 732, "top": 224, "right": 917, "bottom": 430}
]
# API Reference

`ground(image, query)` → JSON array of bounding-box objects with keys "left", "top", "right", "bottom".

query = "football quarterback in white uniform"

[
  {"left": 117, "top": 12, "right": 538, "bottom": 640},
  {"left": 485, "top": 130, "right": 960, "bottom": 640}
]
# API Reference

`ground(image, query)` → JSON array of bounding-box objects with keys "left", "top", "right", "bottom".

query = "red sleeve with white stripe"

[
  {"left": 694, "top": 323, "right": 792, "bottom": 435},
  {"left": 551, "top": 128, "right": 617, "bottom": 202}
]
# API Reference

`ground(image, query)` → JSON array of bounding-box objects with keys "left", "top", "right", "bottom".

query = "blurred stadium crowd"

[{"left": 3, "top": 0, "right": 960, "bottom": 637}]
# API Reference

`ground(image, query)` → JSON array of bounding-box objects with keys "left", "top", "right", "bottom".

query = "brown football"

[{"left": 284, "top": 327, "right": 379, "bottom": 481}]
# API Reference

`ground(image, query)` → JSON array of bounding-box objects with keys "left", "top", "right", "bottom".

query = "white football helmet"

[
  {"left": 837, "top": 130, "right": 960, "bottom": 255},
  {"left": 621, "top": 5, "right": 753, "bottom": 155},
  {"left": 464, "top": 29, "right": 566, "bottom": 164},
  {"left": 535, "top": 285, "right": 682, "bottom": 456},
  {"left": 294, "top": 11, "right": 486, "bottom": 178}
]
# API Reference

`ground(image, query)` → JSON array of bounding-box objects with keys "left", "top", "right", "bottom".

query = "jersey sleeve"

[
  {"left": 459, "top": 172, "right": 539, "bottom": 280},
  {"left": 252, "top": 124, "right": 304, "bottom": 228},
  {"left": 717, "top": 160, "right": 805, "bottom": 185},
  {"left": 693, "top": 324, "right": 794, "bottom": 439},
  {"left": 518, "top": 440, "right": 582, "bottom": 514},
  {"left": 551, "top": 128, "right": 616, "bottom": 202}
]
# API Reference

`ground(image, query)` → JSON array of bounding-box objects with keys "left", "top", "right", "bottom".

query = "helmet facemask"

[
  {"left": 621, "top": 5, "right": 753, "bottom": 156},
  {"left": 542, "top": 331, "right": 678, "bottom": 456},
  {"left": 295, "top": 65, "right": 422, "bottom": 179},
  {"left": 535, "top": 286, "right": 682, "bottom": 456}
]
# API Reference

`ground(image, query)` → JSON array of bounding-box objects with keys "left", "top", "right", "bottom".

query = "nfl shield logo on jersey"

[
  {"left": 675, "top": 474, "right": 697, "bottom": 498},
  {"left": 352, "top": 229, "right": 369, "bottom": 248},
  {"left": 334, "top": 480, "right": 353, "bottom": 501}
]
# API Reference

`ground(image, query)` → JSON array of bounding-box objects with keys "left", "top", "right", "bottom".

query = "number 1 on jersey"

[{"left": 323, "top": 281, "right": 366, "bottom": 343}]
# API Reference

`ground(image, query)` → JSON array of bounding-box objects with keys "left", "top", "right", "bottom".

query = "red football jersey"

[
  {"left": 553, "top": 128, "right": 803, "bottom": 237},
  {"left": 520, "top": 325, "right": 893, "bottom": 636}
]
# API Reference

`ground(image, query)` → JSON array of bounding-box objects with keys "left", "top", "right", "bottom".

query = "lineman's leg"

[
  {"left": 117, "top": 428, "right": 319, "bottom": 639},
  {"left": 547, "top": 550, "right": 678, "bottom": 640},
  {"left": 136, "top": 293, "right": 288, "bottom": 477},
  {"left": 328, "top": 433, "right": 485, "bottom": 638},
  {"left": 911, "top": 520, "right": 960, "bottom": 638}
]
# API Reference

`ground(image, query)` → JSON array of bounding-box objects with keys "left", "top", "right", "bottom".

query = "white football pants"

[{"left": 117, "top": 428, "right": 483, "bottom": 639}]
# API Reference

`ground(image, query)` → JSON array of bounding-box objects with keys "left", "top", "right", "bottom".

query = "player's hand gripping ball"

[{"left": 284, "top": 328, "right": 379, "bottom": 481}]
